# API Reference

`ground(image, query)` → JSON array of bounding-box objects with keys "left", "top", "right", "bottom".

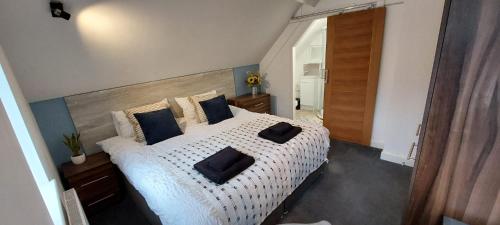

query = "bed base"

[
  {"left": 124, "top": 178, "right": 163, "bottom": 225},
  {"left": 123, "top": 162, "right": 327, "bottom": 225}
]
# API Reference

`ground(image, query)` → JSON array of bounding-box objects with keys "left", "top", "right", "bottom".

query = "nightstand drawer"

[
  {"left": 238, "top": 97, "right": 269, "bottom": 108},
  {"left": 67, "top": 163, "right": 114, "bottom": 187},
  {"left": 75, "top": 173, "right": 119, "bottom": 201},
  {"left": 228, "top": 93, "right": 271, "bottom": 114},
  {"left": 82, "top": 188, "right": 122, "bottom": 214},
  {"left": 246, "top": 103, "right": 270, "bottom": 114}
]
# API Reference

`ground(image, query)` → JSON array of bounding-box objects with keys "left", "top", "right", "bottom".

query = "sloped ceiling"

[{"left": 0, "top": 0, "right": 300, "bottom": 102}]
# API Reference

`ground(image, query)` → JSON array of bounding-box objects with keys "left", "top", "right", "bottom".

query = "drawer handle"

[
  {"left": 253, "top": 102, "right": 265, "bottom": 107},
  {"left": 80, "top": 175, "right": 109, "bottom": 188},
  {"left": 87, "top": 193, "right": 115, "bottom": 207}
]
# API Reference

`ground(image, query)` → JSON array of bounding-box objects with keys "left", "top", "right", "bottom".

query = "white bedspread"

[{"left": 99, "top": 108, "right": 330, "bottom": 225}]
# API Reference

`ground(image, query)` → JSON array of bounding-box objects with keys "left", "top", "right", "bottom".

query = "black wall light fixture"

[{"left": 50, "top": 1, "right": 71, "bottom": 20}]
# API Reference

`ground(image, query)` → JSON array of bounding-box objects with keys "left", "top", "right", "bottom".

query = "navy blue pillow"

[
  {"left": 133, "top": 108, "right": 182, "bottom": 145},
  {"left": 199, "top": 95, "right": 234, "bottom": 125}
]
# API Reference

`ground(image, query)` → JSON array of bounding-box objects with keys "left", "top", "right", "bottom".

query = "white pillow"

[
  {"left": 111, "top": 111, "right": 135, "bottom": 138},
  {"left": 97, "top": 136, "right": 144, "bottom": 155},
  {"left": 229, "top": 105, "right": 243, "bottom": 116},
  {"left": 175, "top": 90, "right": 216, "bottom": 126}
]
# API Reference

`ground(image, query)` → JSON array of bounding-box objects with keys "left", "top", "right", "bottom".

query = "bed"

[
  {"left": 64, "top": 69, "right": 330, "bottom": 225},
  {"left": 98, "top": 106, "right": 329, "bottom": 225}
]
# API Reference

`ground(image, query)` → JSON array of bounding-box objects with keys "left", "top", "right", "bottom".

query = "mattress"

[{"left": 99, "top": 107, "right": 330, "bottom": 225}]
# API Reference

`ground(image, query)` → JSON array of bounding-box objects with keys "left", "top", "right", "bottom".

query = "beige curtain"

[{"left": 422, "top": 0, "right": 500, "bottom": 224}]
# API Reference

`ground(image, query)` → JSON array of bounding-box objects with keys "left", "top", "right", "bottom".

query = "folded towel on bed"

[
  {"left": 258, "top": 122, "right": 302, "bottom": 144},
  {"left": 269, "top": 122, "right": 294, "bottom": 135},
  {"left": 207, "top": 146, "right": 244, "bottom": 172},
  {"left": 194, "top": 147, "right": 254, "bottom": 184}
]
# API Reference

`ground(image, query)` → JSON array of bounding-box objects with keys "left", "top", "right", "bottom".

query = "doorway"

[
  {"left": 292, "top": 18, "right": 327, "bottom": 125},
  {"left": 293, "top": 8, "right": 385, "bottom": 146}
]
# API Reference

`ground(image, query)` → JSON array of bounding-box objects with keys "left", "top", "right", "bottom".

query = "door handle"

[
  {"left": 407, "top": 142, "right": 416, "bottom": 160},
  {"left": 324, "top": 69, "right": 329, "bottom": 84},
  {"left": 416, "top": 124, "right": 422, "bottom": 136}
]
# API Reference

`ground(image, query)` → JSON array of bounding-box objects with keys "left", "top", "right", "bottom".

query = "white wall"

[
  {"left": 0, "top": 46, "right": 65, "bottom": 225},
  {"left": 0, "top": 0, "right": 299, "bottom": 102},
  {"left": 379, "top": 0, "right": 445, "bottom": 166},
  {"left": 261, "top": 21, "right": 313, "bottom": 117},
  {"left": 0, "top": 101, "right": 55, "bottom": 225},
  {"left": 261, "top": 0, "right": 445, "bottom": 166},
  {"left": 370, "top": 3, "right": 405, "bottom": 149}
]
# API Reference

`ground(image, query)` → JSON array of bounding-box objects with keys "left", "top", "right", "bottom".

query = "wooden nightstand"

[
  {"left": 228, "top": 93, "right": 271, "bottom": 114},
  {"left": 62, "top": 152, "right": 122, "bottom": 215}
]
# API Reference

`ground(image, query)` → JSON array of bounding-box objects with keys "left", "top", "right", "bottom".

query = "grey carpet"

[
  {"left": 87, "top": 194, "right": 150, "bottom": 225},
  {"left": 88, "top": 140, "right": 412, "bottom": 225},
  {"left": 280, "top": 141, "right": 412, "bottom": 225}
]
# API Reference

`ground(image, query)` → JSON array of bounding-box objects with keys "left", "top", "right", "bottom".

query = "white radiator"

[{"left": 62, "top": 188, "right": 89, "bottom": 225}]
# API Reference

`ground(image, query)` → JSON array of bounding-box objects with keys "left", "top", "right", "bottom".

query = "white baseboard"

[
  {"left": 370, "top": 140, "right": 384, "bottom": 149},
  {"left": 380, "top": 151, "right": 414, "bottom": 167}
]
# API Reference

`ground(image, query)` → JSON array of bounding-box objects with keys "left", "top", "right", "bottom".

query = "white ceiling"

[{"left": 0, "top": 0, "right": 300, "bottom": 102}]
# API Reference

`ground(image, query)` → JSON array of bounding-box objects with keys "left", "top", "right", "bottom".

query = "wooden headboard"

[{"left": 65, "top": 69, "right": 236, "bottom": 154}]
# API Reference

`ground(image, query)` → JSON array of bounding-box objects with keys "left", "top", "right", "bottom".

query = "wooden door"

[
  {"left": 404, "top": 0, "right": 500, "bottom": 224},
  {"left": 323, "top": 8, "right": 385, "bottom": 145}
]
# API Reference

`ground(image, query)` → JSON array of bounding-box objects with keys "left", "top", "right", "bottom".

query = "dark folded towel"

[
  {"left": 268, "top": 122, "right": 294, "bottom": 135},
  {"left": 207, "top": 147, "right": 243, "bottom": 172},
  {"left": 194, "top": 147, "right": 254, "bottom": 185},
  {"left": 258, "top": 122, "right": 302, "bottom": 144}
]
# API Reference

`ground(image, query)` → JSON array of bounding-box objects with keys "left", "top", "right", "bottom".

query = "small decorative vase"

[
  {"left": 252, "top": 86, "right": 258, "bottom": 96},
  {"left": 71, "top": 153, "right": 86, "bottom": 165}
]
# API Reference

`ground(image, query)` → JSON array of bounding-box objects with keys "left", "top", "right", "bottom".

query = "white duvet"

[{"left": 99, "top": 107, "right": 330, "bottom": 225}]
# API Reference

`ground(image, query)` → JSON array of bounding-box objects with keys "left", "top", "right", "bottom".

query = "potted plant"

[
  {"left": 246, "top": 71, "right": 262, "bottom": 96},
  {"left": 63, "top": 133, "right": 86, "bottom": 165}
]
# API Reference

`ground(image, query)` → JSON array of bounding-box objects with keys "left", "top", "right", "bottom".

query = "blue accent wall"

[
  {"left": 30, "top": 64, "right": 260, "bottom": 167},
  {"left": 30, "top": 98, "right": 76, "bottom": 167},
  {"left": 233, "top": 64, "right": 260, "bottom": 96}
]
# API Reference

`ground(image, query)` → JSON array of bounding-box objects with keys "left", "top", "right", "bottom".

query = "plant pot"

[
  {"left": 252, "top": 86, "right": 258, "bottom": 96},
  {"left": 71, "top": 153, "right": 86, "bottom": 165}
]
